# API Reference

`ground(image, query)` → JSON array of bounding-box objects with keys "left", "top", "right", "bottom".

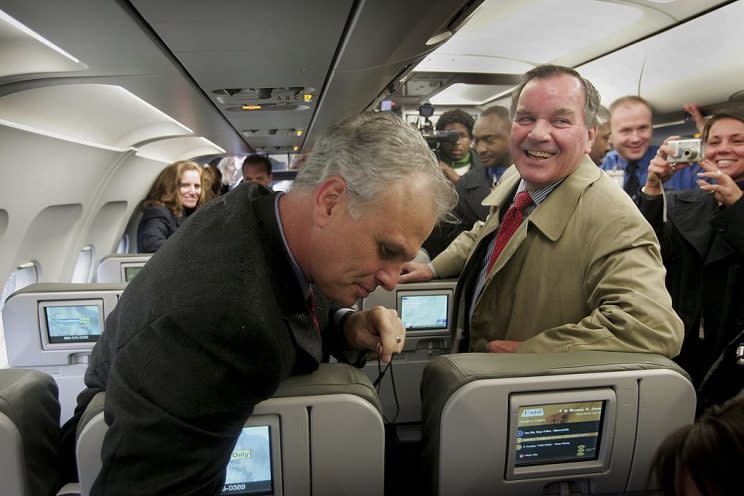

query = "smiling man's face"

[{"left": 510, "top": 74, "right": 595, "bottom": 188}]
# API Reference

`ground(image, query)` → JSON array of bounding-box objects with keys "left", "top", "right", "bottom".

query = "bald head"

[{"left": 473, "top": 106, "right": 511, "bottom": 168}]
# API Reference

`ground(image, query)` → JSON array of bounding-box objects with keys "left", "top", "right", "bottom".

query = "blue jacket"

[{"left": 600, "top": 146, "right": 702, "bottom": 193}]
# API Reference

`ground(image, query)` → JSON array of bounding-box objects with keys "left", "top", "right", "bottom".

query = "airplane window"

[
  {"left": 0, "top": 262, "right": 39, "bottom": 313},
  {"left": 71, "top": 245, "right": 94, "bottom": 283}
]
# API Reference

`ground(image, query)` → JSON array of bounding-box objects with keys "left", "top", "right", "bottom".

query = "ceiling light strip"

[
  {"left": 0, "top": 9, "right": 81, "bottom": 63},
  {"left": 0, "top": 118, "right": 130, "bottom": 152}
]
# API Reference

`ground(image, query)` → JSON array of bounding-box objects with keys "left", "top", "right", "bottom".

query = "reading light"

[
  {"left": 296, "top": 129, "right": 304, "bottom": 136},
  {"left": 426, "top": 30, "right": 452, "bottom": 46},
  {"left": 292, "top": 145, "right": 300, "bottom": 151},
  {"left": 303, "top": 94, "right": 313, "bottom": 103},
  {"left": 242, "top": 105, "right": 262, "bottom": 110}
]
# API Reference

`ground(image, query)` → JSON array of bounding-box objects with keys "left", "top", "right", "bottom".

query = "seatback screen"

[
  {"left": 44, "top": 304, "right": 102, "bottom": 344},
  {"left": 222, "top": 425, "right": 273, "bottom": 495},
  {"left": 515, "top": 401, "right": 604, "bottom": 467},
  {"left": 399, "top": 293, "right": 448, "bottom": 330},
  {"left": 124, "top": 266, "right": 143, "bottom": 281}
]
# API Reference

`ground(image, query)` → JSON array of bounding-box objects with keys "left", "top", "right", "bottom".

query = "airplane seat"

[
  {"left": 361, "top": 279, "right": 458, "bottom": 423},
  {"left": 0, "top": 368, "right": 61, "bottom": 496},
  {"left": 122, "top": 202, "right": 145, "bottom": 254},
  {"left": 2, "top": 283, "right": 126, "bottom": 424},
  {"left": 95, "top": 254, "right": 152, "bottom": 283},
  {"left": 76, "top": 363, "right": 384, "bottom": 496},
  {"left": 421, "top": 351, "right": 696, "bottom": 496}
]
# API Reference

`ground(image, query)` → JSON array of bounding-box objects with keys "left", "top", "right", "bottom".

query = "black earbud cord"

[{"left": 372, "top": 354, "right": 400, "bottom": 424}]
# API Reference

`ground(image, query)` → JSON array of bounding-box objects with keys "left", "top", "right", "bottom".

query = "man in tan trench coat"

[{"left": 401, "top": 64, "right": 683, "bottom": 357}]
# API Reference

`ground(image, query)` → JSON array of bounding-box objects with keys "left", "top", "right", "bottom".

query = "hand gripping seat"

[
  {"left": 0, "top": 368, "right": 61, "bottom": 496},
  {"left": 77, "top": 363, "right": 384, "bottom": 496},
  {"left": 421, "top": 352, "right": 696, "bottom": 496}
]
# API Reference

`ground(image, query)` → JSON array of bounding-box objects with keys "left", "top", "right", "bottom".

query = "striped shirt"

[{"left": 468, "top": 179, "right": 563, "bottom": 324}]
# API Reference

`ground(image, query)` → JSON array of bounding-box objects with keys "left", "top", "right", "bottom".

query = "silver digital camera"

[{"left": 667, "top": 138, "right": 703, "bottom": 163}]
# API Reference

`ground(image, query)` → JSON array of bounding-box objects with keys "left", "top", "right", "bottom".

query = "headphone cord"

[{"left": 373, "top": 354, "right": 400, "bottom": 425}]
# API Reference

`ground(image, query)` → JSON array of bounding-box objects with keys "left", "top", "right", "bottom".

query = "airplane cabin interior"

[{"left": 1, "top": 1, "right": 743, "bottom": 495}]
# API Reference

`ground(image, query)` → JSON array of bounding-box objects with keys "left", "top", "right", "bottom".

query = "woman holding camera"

[{"left": 638, "top": 109, "right": 744, "bottom": 400}]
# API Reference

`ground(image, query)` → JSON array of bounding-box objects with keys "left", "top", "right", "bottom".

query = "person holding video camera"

[
  {"left": 435, "top": 109, "right": 478, "bottom": 182},
  {"left": 638, "top": 109, "right": 744, "bottom": 391}
]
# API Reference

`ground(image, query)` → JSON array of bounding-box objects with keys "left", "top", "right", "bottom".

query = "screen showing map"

[
  {"left": 124, "top": 265, "right": 143, "bottom": 281},
  {"left": 44, "top": 304, "right": 102, "bottom": 344},
  {"left": 222, "top": 425, "right": 273, "bottom": 495},
  {"left": 400, "top": 293, "right": 448, "bottom": 330},
  {"left": 514, "top": 400, "right": 605, "bottom": 467}
]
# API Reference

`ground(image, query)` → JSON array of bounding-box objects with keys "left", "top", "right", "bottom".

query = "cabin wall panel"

[
  {"left": 14, "top": 204, "right": 83, "bottom": 282},
  {"left": 0, "top": 124, "right": 122, "bottom": 282},
  {"left": 88, "top": 154, "right": 164, "bottom": 262},
  {"left": 86, "top": 201, "right": 128, "bottom": 269}
]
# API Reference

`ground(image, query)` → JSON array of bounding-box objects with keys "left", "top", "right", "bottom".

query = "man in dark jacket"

[
  {"left": 423, "top": 106, "right": 511, "bottom": 258},
  {"left": 64, "top": 112, "right": 456, "bottom": 495}
]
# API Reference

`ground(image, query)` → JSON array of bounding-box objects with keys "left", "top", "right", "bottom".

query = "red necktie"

[
  {"left": 307, "top": 289, "right": 320, "bottom": 335},
  {"left": 486, "top": 191, "right": 533, "bottom": 274}
]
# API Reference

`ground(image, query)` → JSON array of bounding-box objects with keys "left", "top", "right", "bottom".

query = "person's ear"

[
  {"left": 313, "top": 176, "right": 347, "bottom": 227},
  {"left": 586, "top": 125, "right": 597, "bottom": 154}
]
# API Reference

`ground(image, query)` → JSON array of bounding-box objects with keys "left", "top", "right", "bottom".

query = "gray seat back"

[
  {"left": 0, "top": 368, "right": 61, "bottom": 496},
  {"left": 95, "top": 254, "right": 152, "bottom": 283},
  {"left": 361, "top": 280, "right": 457, "bottom": 423},
  {"left": 77, "top": 363, "right": 384, "bottom": 496},
  {"left": 421, "top": 352, "right": 696, "bottom": 496},
  {"left": 2, "top": 283, "right": 125, "bottom": 424}
]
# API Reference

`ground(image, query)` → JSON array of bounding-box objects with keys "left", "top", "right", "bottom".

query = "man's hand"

[
  {"left": 485, "top": 340, "right": 520, "bottom": 353},
  {"left": 439, "top": 160, "right": 461, "bottom": 183},
  {"left": 399, "top": 261, "right": 435, "bottom": 284},
  {"left": 682, "top": 103, "right": 707, "bottom": 134},
  {"left": 645, "top": 136, "right": 694, "bottom": 195},
  {"left": 343, "top": 306, "right": 405, "bottom": 363}
]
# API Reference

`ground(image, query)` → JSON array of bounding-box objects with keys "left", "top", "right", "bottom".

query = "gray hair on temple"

[{"left": 293, "top": 112, "right": 457, "bottom": 221}]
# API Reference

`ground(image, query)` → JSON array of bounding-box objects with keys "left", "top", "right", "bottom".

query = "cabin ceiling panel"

[
  {"left": 413, "top": 0, "right": 729, "bottom": 74},
  {"left": 0, "top": 0, "right": 247, "bottom": 154},
  {"left": 0, "top": 0, "right": 181, "bottom": 78},
  {"left": 640, "top": 1, "right": 744, "bottom": 113},
  {"left": 576, "top": 45, "right": 648, "bottom": 107},
  {"left": 129, "top": 0, "right": 355, "bottom": 154},
  {"left": 0, "top": 84, "right": 193, "bottom": 148},
  {"left": 308, "top": 0, "right": 477, "bottom": 141},
  {"left": 136, "top": 136, "right": 226, "bottom": 164}
]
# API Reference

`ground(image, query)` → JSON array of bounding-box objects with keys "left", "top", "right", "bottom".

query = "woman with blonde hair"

[{"left": 137, "top": 160, "right": 202, "bottom": 253}]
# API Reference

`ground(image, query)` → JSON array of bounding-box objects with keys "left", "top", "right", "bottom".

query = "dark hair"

[
  {"left": 242, "top": 154, "right": 272, "bottom": 176},
  {"left": 652, "top": 395, "right": 744, "bottom": 496},
  {"left": 510, "top": 64, "right": 600, "bottom": 128},
  {"left": 609, "top": 95, "right": 653, "bottom": 116},
  {"left": 702, "top": 109, "right": 744, "bottom": 143},
  {"left": 142, "top": 161, "right": 202, "bottom": 217},
  {"left": 435, "top": 109, "right": 475, "bottom": 138}
]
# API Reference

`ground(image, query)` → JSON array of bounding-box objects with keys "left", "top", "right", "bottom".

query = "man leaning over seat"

[
  {"left": 400, "top": 64, "right": 683, "bottom": 357},
  {"left": 60, "top": 112, "right": 457, "bottom": 496}
]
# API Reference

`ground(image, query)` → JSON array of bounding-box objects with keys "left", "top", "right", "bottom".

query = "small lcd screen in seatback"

[
  {"left": 222, "top": 425, "right": 273, "bottom": 495},
  {"left": 44, "top": 304, "right": 102, "bottom": 344},
  {"left": 514, "top": 400, "right": 605, "bottom": 467},
  {"left": 399, "top": 293, "right": 448, "bottom": 330},
  {"left": 124, "top": 266, "right": 143, "bottom": 281}
]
